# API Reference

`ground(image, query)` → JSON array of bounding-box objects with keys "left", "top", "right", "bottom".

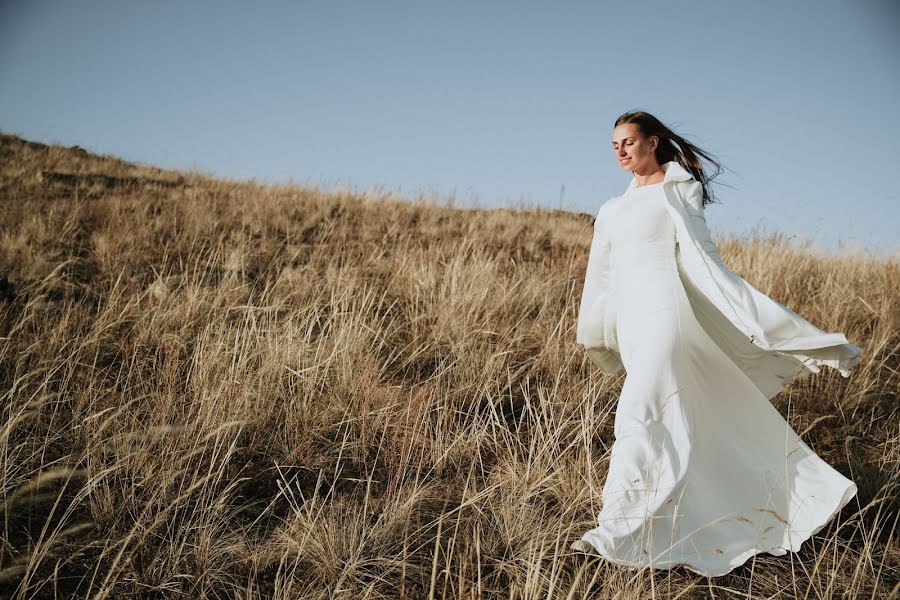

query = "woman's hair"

[{"left": 614, "top": 111, "right": 725, "bottom": 207}]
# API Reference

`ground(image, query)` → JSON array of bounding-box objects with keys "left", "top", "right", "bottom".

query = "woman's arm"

[
  {"left": 576, "top": 201, "right": 624, "bottom": 374},
  {"left": 577, "top": 203, "right": 612, "bottom": 342}
]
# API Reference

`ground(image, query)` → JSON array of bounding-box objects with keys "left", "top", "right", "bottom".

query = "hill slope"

[{"left": 1, "top": 133, "right": 897, "bottom": 598}]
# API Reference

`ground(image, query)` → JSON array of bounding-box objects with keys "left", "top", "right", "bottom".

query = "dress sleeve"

[
  {"left": 577, "top": 203, "right": 624, "bottom": 374},
  {"left": 577, "top": 203, "right": 612, "bottom": 330}
]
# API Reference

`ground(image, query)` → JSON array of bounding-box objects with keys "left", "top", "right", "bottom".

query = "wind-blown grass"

[{"left": 1, "top": 132, "right": 897, "bottom": 598}]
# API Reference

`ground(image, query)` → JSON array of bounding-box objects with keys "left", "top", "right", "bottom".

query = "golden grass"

[{"left": 0, "top": 131, "right": 897, "bottom": 598}]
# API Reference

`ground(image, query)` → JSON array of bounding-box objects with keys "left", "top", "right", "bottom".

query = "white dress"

[{"left": 573, "top": 181, "right": 858, "bottom": 577}]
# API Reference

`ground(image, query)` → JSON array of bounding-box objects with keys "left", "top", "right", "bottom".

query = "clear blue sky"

[{"left": 2, "top": 0, "right": 898, "bottom": 256}]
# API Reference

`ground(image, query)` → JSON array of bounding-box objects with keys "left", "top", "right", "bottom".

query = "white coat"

[{"left": 576, "top": 160, "right": 863, "bottom": 400}]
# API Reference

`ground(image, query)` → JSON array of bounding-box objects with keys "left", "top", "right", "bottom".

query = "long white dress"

[{"left": 573, "top": 181, "right": 858, "bottom": 577}]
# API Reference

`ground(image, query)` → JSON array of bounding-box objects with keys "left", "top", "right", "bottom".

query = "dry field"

[{"left": 0, "top": 132, "right": 897, "bottom": 599}]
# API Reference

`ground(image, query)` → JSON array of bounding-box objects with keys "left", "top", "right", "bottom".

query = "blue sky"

[{"left": 2, "top": 1, "right": 898, "bottom": 256}]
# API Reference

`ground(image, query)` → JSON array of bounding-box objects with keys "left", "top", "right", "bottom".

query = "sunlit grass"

[{"left": 1, "top": 132, "right": 897, "bottom": 598}]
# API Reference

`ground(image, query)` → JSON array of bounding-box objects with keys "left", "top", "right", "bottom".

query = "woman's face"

[{"left": 612, "top": 123, "right": 658, "bottom": 172}]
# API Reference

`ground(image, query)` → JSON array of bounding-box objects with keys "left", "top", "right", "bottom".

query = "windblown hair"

[{"left": 614, "top": 111, "right": 725, "bottom": 207}]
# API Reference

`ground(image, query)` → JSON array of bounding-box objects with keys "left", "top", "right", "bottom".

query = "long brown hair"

[{"left": 614, "top": 111, "right": 726, "bottom": 207}]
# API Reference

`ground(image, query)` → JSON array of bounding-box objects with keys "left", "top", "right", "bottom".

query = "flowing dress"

[{"left": 572, "top": 181, "right": 858, "bottom": 577}]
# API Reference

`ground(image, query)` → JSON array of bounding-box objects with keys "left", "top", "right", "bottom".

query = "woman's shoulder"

[
  {"left": 591, "top": 196, "right": 621, "bottom": 231},
  {"left": 600, "top": 194, "right": 626, "bottom": 214}
]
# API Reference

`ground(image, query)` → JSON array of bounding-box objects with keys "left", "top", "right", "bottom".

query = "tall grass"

[{"left": 1, "top": 132, "right": 897, "bottom": 598}]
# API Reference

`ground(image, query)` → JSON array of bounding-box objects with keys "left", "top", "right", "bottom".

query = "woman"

[{"left": 570, "top": 111, "right": 863, "bottom": 577}]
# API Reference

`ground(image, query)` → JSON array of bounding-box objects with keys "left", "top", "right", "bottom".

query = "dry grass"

[{"left": 0, "top": 131, "right": 897, "bottom": 599}]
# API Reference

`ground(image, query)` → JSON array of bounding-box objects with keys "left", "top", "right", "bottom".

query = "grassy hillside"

[{"left": 1, "top": 132, "right": 897, "bottom": 599}]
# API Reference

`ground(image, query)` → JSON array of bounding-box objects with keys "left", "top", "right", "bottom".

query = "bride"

[{"left": 570, "top": 111, "right": 863, "bottom": 577}]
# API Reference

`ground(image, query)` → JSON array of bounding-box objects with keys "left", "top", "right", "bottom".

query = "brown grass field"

[{"left": 0, "top": 132, "right": 898, "bottom": 599}]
